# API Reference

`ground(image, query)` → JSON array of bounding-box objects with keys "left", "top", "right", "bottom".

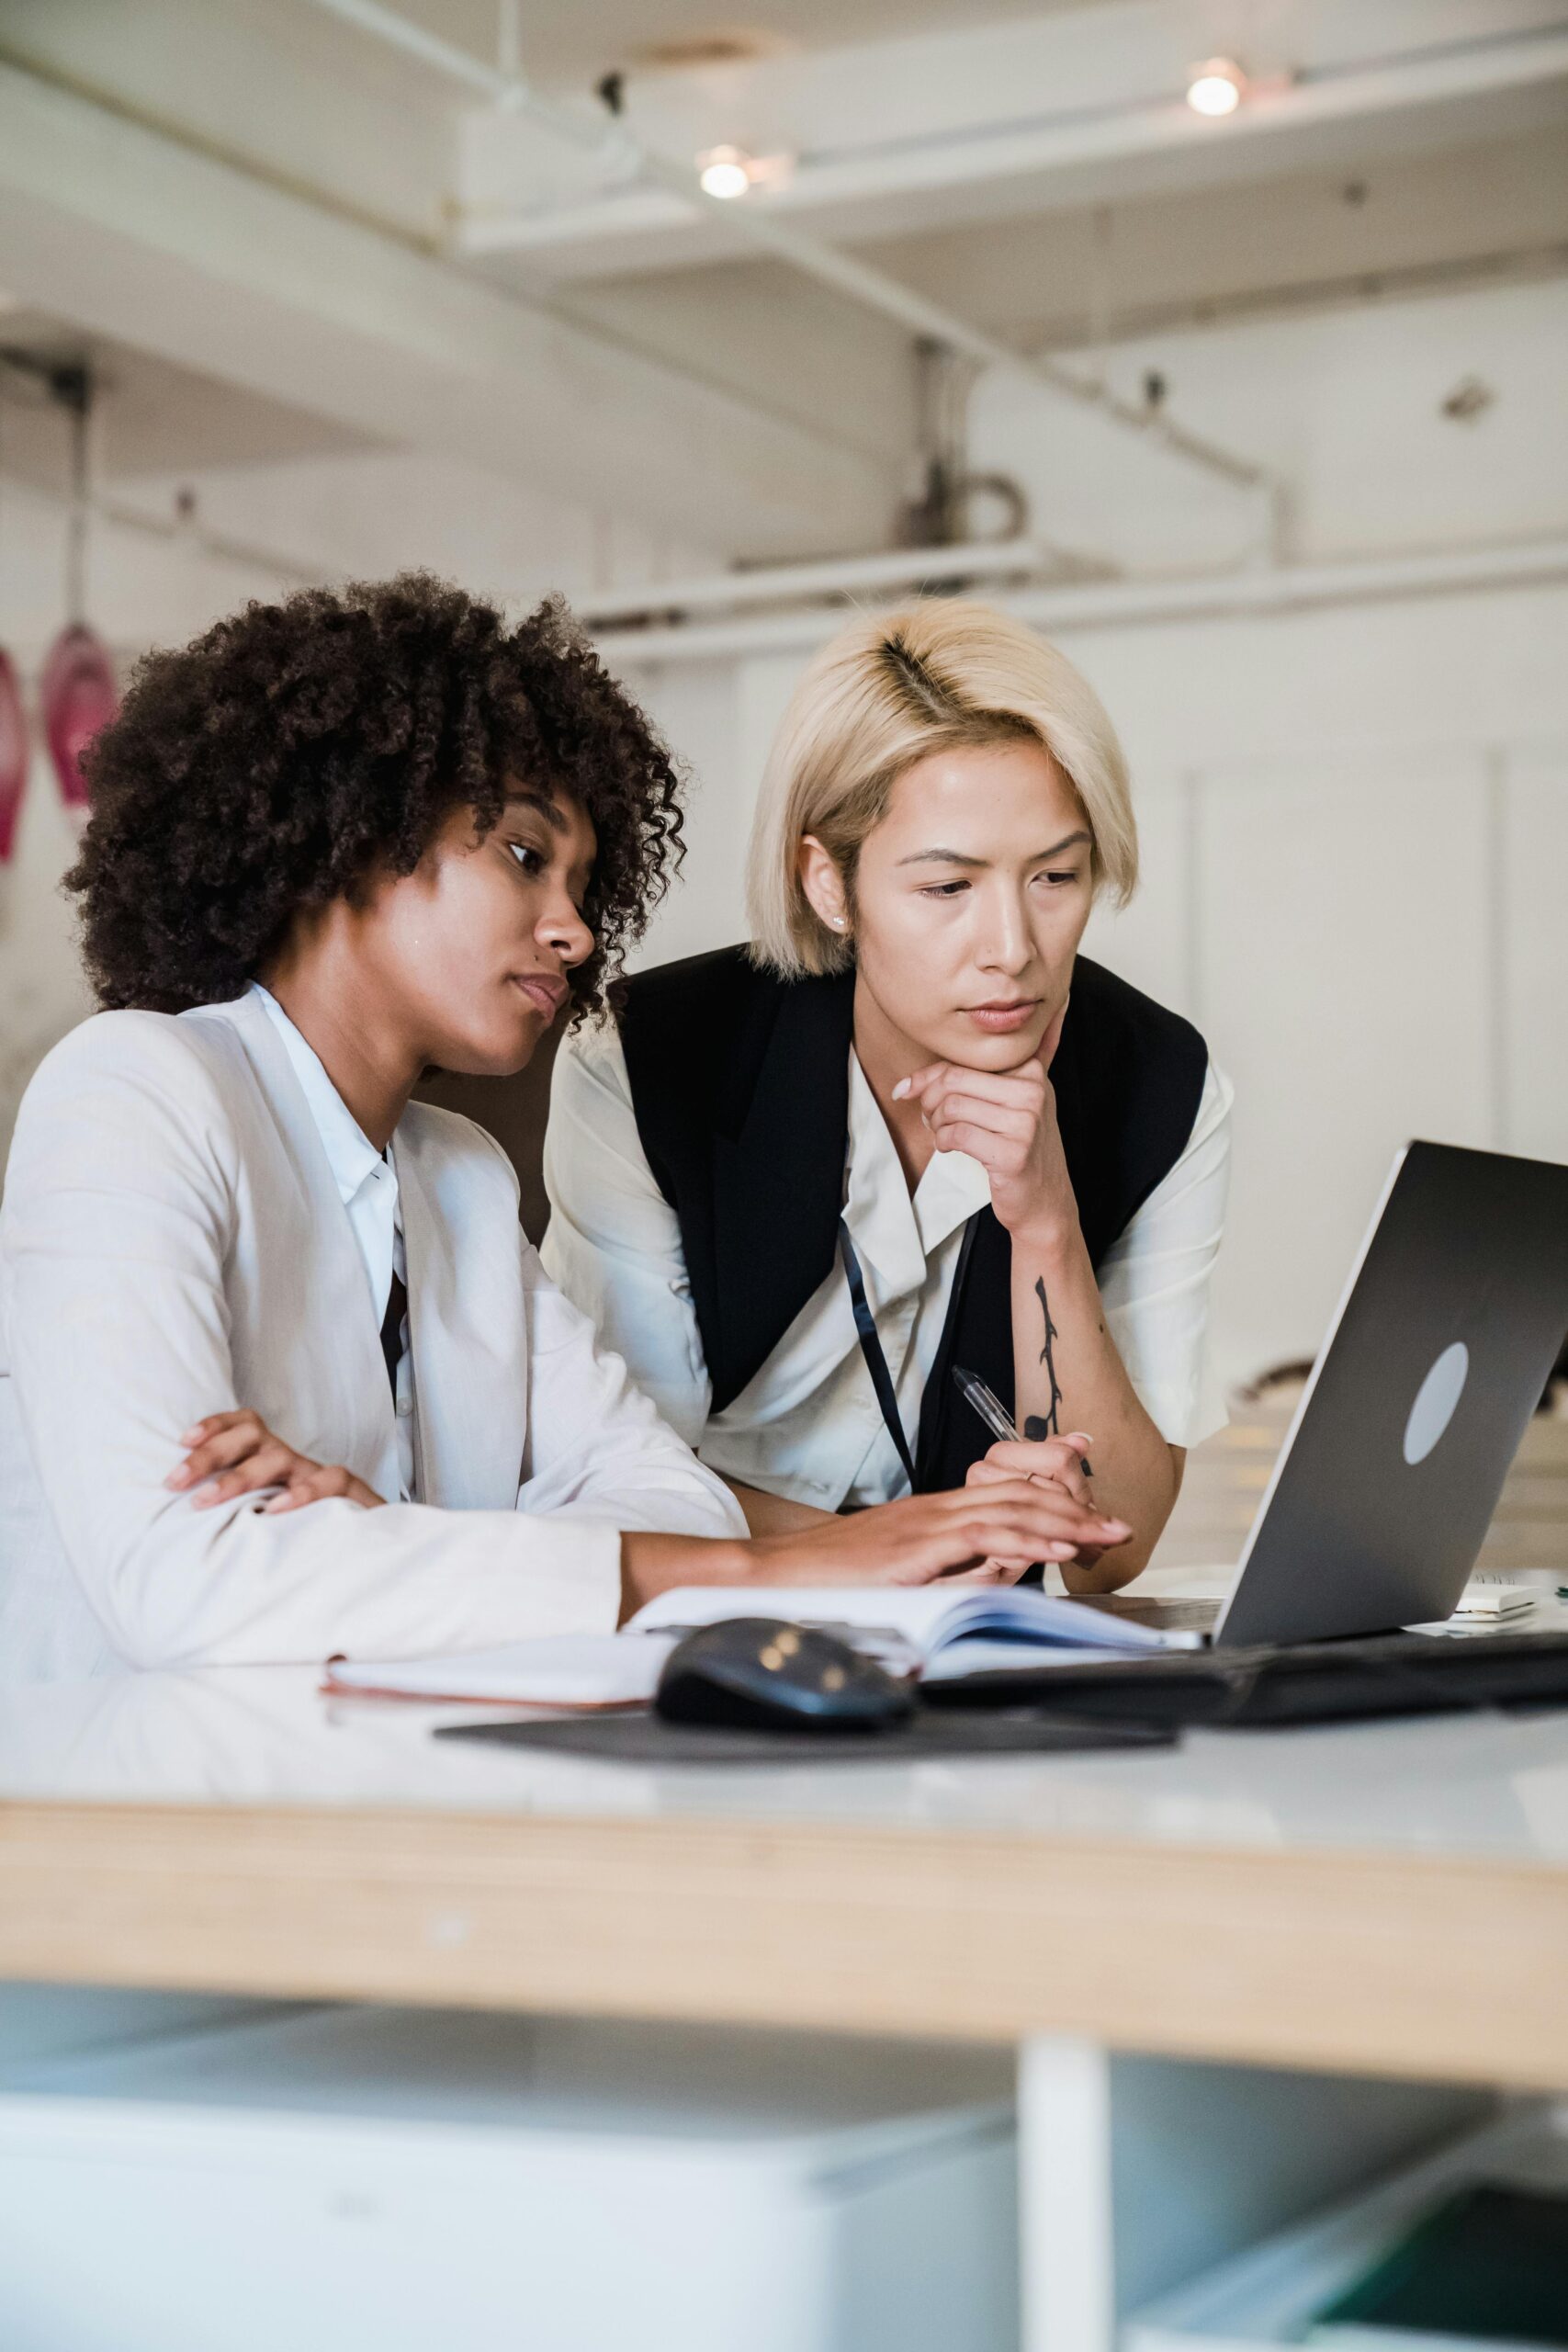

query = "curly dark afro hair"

[{"left": 66, "top": 571, "right": 684, "bottom": 1021}]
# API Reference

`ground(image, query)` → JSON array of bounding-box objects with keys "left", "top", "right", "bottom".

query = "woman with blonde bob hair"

[{"left": 544, "top": 601, "right": 1232, "bottom": 1587}]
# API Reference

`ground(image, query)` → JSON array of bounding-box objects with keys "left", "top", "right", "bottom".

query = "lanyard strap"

[{"left": 839, "top": 1218, "right": 918, "bottom": 1490}]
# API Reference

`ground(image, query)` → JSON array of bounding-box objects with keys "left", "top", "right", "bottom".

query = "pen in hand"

[
  {"left": 951, "top": 1367, "right": 1129, "bottom": 1577},
  {"left": 951, "top": 1366, "right": 1092, "bottom": 1478}
]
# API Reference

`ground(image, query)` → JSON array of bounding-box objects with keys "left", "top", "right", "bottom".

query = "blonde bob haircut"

[{"left": 746, "top": 598, "right": 1138, "bottom": 978}]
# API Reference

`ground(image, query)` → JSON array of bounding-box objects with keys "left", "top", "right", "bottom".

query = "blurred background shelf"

[
  {"left": 1153, "top": 1387, "right": 1568, "bottom": 1577},
  {"left": 1126, "top": 2099, "right": 1568, "bottom": 2352}
]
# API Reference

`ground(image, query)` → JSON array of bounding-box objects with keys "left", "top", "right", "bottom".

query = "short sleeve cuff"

[{"left": 1128, "top": 1370, "right": 1230, "bottom": 1453}]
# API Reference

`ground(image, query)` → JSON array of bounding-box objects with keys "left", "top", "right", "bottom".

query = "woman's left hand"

[
  {"left": 965, "top": 1433, "right": 1097, "bottom": 1509},
  {"left": 964, "top": 1433, "right": 1123, "bottom": 1574},
  {"left": 167, "top": 1410, "right": 385, "bottom": 1514},
  {"left": 895, "top": 1006, "right": 1075, "bottom": 1238}
]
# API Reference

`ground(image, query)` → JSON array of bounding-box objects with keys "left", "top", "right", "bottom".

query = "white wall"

[
  {"left": 0, "top": 745, "right": 93, "bottom": 1161},
  {"left": 966, "top": 276, "right": 1568, "bottom": 571},
  {"left": 625, "top": 574, "right": 1568, "bottom": 1394},
  {"left": 0, "top": 470, "right": 276, "bottom": 1160}
]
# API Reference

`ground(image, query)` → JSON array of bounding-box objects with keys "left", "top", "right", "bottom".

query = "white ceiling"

[
  {"left": 343, "top": 0, "right": 1125, "bottom": 82},
  {"left": 0, "top": 0, "right": 1564, "bottom": 562},
  {"left": 861, "top": 119, "right": 1568, "bottom": 354}
]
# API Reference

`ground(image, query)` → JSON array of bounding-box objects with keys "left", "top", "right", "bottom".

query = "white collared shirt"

[
  {"left": 543, "top": 1021, "right": 1234, "bottom": 1510},
  {"left": 252, "top": 985, "right": 414, "bottom": 1499}
]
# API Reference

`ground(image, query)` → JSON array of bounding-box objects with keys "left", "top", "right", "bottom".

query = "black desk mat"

[{"left": 435, "top": 1707, "right": 1176, "bottom": 1766}]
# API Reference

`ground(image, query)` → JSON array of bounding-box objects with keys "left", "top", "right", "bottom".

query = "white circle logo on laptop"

[{"left": 1403, "top": 1340, "right": 1470, "bottom": 1466}]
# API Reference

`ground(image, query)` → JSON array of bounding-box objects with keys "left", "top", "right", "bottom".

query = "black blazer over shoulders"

[{"left": 618, "top": 945, "right": 1208, "bottom": 1491}]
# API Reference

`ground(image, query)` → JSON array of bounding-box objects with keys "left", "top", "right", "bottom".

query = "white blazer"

[{"left": 0, "top": 989, "right": 744, "bottom": 1684}]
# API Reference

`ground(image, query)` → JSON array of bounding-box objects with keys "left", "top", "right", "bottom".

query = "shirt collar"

[
  {"left": 249, "top": 983, "right": 389, "bottom": 1211},
  {"left": 845, "top": 1047, "right": 990, "bottom": 1287}
]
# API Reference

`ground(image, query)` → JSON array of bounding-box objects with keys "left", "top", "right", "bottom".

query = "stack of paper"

[{"left": 1450, "top": 1577, "right": 1537, "bottom": 1623}]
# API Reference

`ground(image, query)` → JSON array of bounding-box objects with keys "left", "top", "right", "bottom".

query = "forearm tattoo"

[{"left": 1028, "top": 1273, "right": 1065, "bottom": 1442}]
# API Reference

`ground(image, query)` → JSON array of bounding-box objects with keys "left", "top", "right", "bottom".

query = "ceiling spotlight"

[
  {"left": 698, "top": 145, "right": 754, "bottom": 199},
  {"left": 1186, "top": 58, "right": 1246, "bottom": 117}
]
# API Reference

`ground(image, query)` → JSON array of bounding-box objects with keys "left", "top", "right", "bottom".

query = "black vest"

[{"left": 618, "top": 946, "right": 1208, "bottom": 1491}]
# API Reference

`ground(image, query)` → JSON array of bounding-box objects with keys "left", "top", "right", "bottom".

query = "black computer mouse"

[{"left": 655, "top": 1617, "right": 916, "bottom": 1733}]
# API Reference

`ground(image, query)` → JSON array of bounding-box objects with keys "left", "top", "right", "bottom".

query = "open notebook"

[
  {"left": 631, "top": 1584, "right": 1205, "bottom": 1685},
  {"left": 322, "top": 1583, "right": 1201, "bottom": 1709}
]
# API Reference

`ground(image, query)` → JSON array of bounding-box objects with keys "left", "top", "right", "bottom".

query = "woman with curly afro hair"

[
  {"left": 1, "top": 574, "right": 1085, "bottom": 1683},
  {"left": 68, "top": 571, "right": 681, "bottom": 1029}
]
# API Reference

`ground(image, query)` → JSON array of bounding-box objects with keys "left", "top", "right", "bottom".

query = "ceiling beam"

[{"left": 0, "top": 58, "right": 896, "bottom": 561}]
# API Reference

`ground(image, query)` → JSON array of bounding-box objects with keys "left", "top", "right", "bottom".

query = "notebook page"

[{"left": 626, "top": 1586, "right": 1176, "bottom": 1657}]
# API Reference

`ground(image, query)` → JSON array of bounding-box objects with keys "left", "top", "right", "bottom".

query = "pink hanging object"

[
  {"left": 40, "top": 622, "right": 117, "bottom": 825},
  {"left": 0, "top": 650, "right": 25, "bottom": 864}
]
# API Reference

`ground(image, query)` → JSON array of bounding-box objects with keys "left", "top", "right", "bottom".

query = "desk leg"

[
  {"left": 1017, "top": 2039, "right": 1487, "bottom": 2352},
  {"left": 1018, "top": 2033, "right": 1114, "bottom": 2352}
]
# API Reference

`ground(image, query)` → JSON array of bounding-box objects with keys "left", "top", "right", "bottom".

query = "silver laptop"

[{"left": 1092, "top": 1141, "right": 1568, "bottom": 1650}]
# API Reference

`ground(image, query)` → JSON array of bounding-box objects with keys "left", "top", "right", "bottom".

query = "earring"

[{"left": 832, "top": 915, "right": 846, "bottom": 929}]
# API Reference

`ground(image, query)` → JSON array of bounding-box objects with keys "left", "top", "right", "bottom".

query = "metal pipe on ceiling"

[
  {"left": 585, "top": 537, "right": 1568, "bottom": 667},
  {"left": 578, "top": 533, "right": 1112, "bottom": 630}
]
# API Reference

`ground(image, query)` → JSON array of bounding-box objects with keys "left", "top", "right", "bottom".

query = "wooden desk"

[
  {"left": 3, "top": 1642, "right": 1568, "bottom": 2086},
  {"left": 4, "top": 1611, "right": 1568, "bottom": 2349}
]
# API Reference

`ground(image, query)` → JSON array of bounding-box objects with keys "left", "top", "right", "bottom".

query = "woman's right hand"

[
  {"left": 621, "top": 1479, "right": 1128, "bottom": 1614},
  {"left": 748, "top": 1476, "right": 1129, "bottom": 1587}
]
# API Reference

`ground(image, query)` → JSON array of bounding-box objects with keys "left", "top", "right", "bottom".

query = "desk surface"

[{"left": 5, "top": 1585, "right": 1568, "bottom": 2089}]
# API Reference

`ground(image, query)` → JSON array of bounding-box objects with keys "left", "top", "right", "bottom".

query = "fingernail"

[
  {"left": 1103, "top": 1519, "right": 1132, "bottom": 1538},
  {"left": 164, "top": 1469, "right": 188, "bottom": 1490},
  {"left": 178, "top": 1427, "right": 203, "bottom": 1446},
  {"left": 1066, "top": 1431, "right": 1093, "bottom": 1447},
  {"left": 263, "top": 1494, "right": 291, "bottom": 1513},
  {"left": 891, "top": 1079, "right": 909, "bottom": 1100},
  {"left": 1048, "top": 1543, "right": 1077, "bottom": 1560},
  {"left": 190, "top": 1485, "right": 218, "bottom": 1509}
]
